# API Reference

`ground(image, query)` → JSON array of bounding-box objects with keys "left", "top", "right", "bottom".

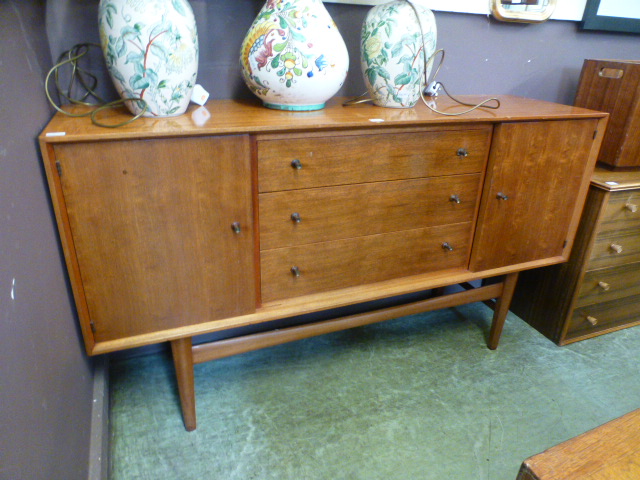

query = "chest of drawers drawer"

[
  {"left": 259, "top": 174, "right": 481, "bottom": 250},
  {"left": 260, "top": 222, "right": 472, "bottom": 302},
  {"left": 576, "top": 262, "right": 640, "bottom": 308},
  {"left": 587, "top": 226, "right": 640, "bottom": 270},
  {"left": 257, "top": 127, "right": 491, "bottom": 192},
  {"left": 569, "top": 293, "right": 640, "bottom": 339},
  {"left": 596, "top": 189, "right": 640, "bottom": 234}
]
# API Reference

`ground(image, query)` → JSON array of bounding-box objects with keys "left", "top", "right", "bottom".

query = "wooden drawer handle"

[
  {"left": 442, "top": 242, "right": 454, "bottom": 251},
  {"left": 609, "top": 243, "right": 623, "bottom": 254},
  {"left": 599, "top": 67, "right": 624, "bottom": 79},
  {"left": 291, "top": 159, "right": 303, "bottom": 169},
  {"left": 586, "top": 315, "right": 598, "bottom": 326},
  {"left": 291, "top": 212, "right": 302, "bottom": 223},
  {"left": 449, "top": 194, "right": 461, "bottom": 204},
  {"left": 598, "top": 281, "right": 610, "bottom": 291},
  {"left": 291, "top": 266, "right": 301, "bottom": 277},
  {"left": 626, "top": 203, "right": 638, "bottom": 213}
]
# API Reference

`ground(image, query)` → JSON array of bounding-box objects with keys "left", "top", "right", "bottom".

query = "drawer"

[
  {"left": 587, "top": 227, "right": 640, "bottom": 270},
  {"left": 258, "top": 127, "right": 491, "bottom": 192},
  {"left": 576, "top": 262, "right": 640, "bottom": 308},
  {"left": 568, "top": 294, "right": 640, "bottom": 339},
  {"left": 260, "top": 222, "right": 472, "bottom": 302},
  {"left": 259, "top": 174, "right": 481, "bottom": 250},
  {"left": 597, "top": 189, "right": 640, "bottom": 235}
]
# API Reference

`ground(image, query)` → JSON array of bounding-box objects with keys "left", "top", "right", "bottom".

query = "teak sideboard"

[{"left": 39, "top": 96, "right": 606, "bottom": 430}]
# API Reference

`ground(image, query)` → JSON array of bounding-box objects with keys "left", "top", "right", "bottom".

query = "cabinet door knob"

[
  {"left": 457, "top": 148, "right": 468, "bottom": 157},
  {"left": 496, "top": 192, "right": 509, "bottom": 201},
  {"left": 231, "top": 222, "right": 242, "bottom": 234},
  {"left": 609, "top": 243, "right": 623, "bottom": 254},
  {"left": 625, "top": 203, "right": 638, "bottom": 213},
  {"left": 586, "top": 315, "right": 598, "bottom": 326},
  {"left": 449, "top": 194, "right": 461, "bottom": 204},
  {"left": 291, "top": 212, "right": 302, "bottom": 223},
  {"left": 291, "top": 266, "right": 301, "bottom": 277},
  {"left": 291, "top": 159, "right": 303, "bottom": 169},
  {"left": 442, "top": 242, "right": 454, "bottom": 251},
  {"left": 598, "top": 281, "right": 610, "bottom": 291}
]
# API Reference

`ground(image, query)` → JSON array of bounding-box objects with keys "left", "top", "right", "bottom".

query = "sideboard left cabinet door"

[
  {"left": 470, "top": 119, "right": 599, "bottom": 272},
  {"left": 54, "top": 135, "right": 255, "bottom": 346}
]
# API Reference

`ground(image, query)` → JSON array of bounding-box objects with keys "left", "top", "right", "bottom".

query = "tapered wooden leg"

[
  {"left": 487, "top": 272, "right": 519, "bottom": 350},
  {"left": 170, "top": 337, "right": 196, "bottom": 431}
]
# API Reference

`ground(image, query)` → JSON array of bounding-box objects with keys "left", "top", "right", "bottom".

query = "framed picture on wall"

[{"left": 581, "top": 0, "right": 640, "bottom": 33}]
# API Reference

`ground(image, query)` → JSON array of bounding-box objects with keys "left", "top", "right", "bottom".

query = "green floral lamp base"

[
  {"left": 98, "top": 0, "right": 199, "bottom": 117},
  {"left": 361, "top": 0, "right": 437, "bottom": 108}
]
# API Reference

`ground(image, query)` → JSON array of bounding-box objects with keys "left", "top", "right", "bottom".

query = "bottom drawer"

[
  {"left": 568, "top": 294, "right": 640, "bottom": 340},
  {"left": 260, "top": 223, "right": 471, "bottom": 302}
]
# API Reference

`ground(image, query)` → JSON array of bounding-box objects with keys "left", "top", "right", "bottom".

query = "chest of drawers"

[
  {"left": 511, "top": 169, "right": 640, "bottom": 344},
  {"left": 39, "top": 96, "right": 606, "bottom": 429}
]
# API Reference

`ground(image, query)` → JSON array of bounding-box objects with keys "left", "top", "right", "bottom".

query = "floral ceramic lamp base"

[
  {"left": 361, "top": 0, "right": 437, "bottom": 108},
  {"left": 240, "top": 0, "right": 349, "bottom": 111},
  {"left": 98, "top": 0, "right": 199, "bottom": 117}
]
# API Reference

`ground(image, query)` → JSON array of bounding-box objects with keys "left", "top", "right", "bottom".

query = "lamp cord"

[{"left": 44, "top": 43, "right": 148, "bottom": 128}]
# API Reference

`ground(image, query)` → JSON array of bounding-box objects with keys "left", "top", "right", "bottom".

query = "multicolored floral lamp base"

[{"left": 240, "top": 0, "right": 349, "bottom": 111}]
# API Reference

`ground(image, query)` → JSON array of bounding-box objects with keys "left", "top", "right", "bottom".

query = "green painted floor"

[{"left": 109, "top": 304, "right": 640, "bottom": 480}]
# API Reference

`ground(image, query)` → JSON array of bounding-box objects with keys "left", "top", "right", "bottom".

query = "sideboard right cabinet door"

[{"left": 470, "top": 119, "right": 599, "bottom": 272}]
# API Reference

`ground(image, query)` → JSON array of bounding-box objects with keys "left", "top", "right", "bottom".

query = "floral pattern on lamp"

[
  {"left": 98, "top": 0, "right": 199, "bottom": 117},
  {"left": 361, "top": 0, "right": 437, "bottom": 108},
  {"left": 240, "top": 0, "right": 349, "bottom": 111}
]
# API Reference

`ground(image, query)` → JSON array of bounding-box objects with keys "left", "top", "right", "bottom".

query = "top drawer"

[
  {"left": 597, "top": 189, "right": 640, "bottom": 235},
  {"left": 258, "top": 127, "right": 492, "bottom": 192}
]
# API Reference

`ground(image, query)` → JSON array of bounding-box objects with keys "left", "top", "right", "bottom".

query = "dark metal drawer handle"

[
  {"left": 449, "top": 194, "right": 461, "bottom": 204},
  {"left": 291, "top": 212, "right": 302, "bottom": 223},
  {"left": 442, "top": 242, "right": 454, "bottom": 251},
  {"left": 457, "top": 148, "right": 468, "bottom": 157},
  {"left": 291, "top": 159, "right": 303, "bottom": 169},
  {"left": 291, "top": 266, "right": 301, "bottom": 277},
  {"left": 231, "top": 222, "right": 242, "bottom": 234},
  {"left": 496, "top": 192, "right": 509, "bottom": 201}
]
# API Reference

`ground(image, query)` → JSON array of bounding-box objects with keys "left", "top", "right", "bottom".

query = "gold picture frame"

[{"left": 491, "top": 0, "right": 557, "bottom": 23}]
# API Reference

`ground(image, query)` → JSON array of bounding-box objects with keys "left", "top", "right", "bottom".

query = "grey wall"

[
  {"left": 0, "top": 1, "right": 94, "bottom": 479},
  {"left": 2, "top": 1, "right": 639, "bottom": 478},
  {"left": 44, "top": 1, "right": 640, "bottom": 107}
]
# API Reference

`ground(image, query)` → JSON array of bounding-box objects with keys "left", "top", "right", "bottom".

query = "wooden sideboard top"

[
  {"left": 40, "top": 95, "right": 607, "bottom": 143},
  {"left": 592, "top": 167, "right": 640, "bottom": 191}
]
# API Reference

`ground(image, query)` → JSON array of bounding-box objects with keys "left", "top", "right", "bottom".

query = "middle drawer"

[{"left": 259, "top": 174, "right": 481, "bottom": 250}]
